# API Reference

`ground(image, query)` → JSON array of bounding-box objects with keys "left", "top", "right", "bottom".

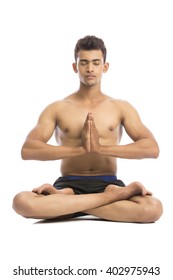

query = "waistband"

[{"left": 63, "top": 175, "right": 117, "bottom": 182}]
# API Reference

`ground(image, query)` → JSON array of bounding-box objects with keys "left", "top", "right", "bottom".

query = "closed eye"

[
  {"left": 79, "top": 59, "right": 101, "bottom": 66},
  {"left": 79, "top": 60, "right": 88, "bottom": 65}
]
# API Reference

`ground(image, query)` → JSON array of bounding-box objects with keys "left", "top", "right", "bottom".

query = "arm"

[
  {"left": 21, "top": 103, "right": 85, "bottom": 161},
  {"left": 99, "top": 137, "right": 159, "bottom": 159},
  {"left": 89, "top": 103, "right": 160, "bottom": 159}
]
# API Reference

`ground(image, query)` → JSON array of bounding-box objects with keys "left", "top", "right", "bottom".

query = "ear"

[
  {"left": 103, "top": 62, "right": 109, "bottom": 73},
  {"left": 72, "top": 63, "right": 78, "bottom": 73}
]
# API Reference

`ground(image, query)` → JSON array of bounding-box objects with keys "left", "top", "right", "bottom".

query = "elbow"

[
  {"left": 153, "top": 145, "right": 160, "bottom": 158},
  {"left": 21, "top": 147, "right": 26, "bottom": 160},
  {"left": 21, "top": 146, "right": 30, "bottom": 160},
  {"left": 140, "top": 139, "right": 160, "bottom": 159},
  {"left": 21, "top": 139, "right": 37, "bottom": 160},
  {"left": 148, "top": 143, "right": 160, "bottom": 159}
]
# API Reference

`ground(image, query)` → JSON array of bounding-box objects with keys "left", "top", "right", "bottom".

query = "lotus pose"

[{"left": 13, "top": 35, "right": 163, "bottom": 222}]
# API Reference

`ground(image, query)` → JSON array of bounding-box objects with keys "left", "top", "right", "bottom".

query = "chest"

[{"left": 55, "top": 103, "right": 122, "bottom": 142}]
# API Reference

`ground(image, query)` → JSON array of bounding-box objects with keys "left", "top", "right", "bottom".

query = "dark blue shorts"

[{"left": 53, "top": 175, "right": 126, "bottom": 194}]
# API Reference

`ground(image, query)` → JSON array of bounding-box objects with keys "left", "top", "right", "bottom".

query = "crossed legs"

[{"left": 12, "top": 182, "right": 163, "bottom": 223}]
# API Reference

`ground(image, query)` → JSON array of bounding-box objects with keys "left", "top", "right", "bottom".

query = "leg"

[
  {"left": 12, "top": 182, "right": 149, "bottom": 219},
  {"left": 12, "top": 187, "right": 124, "bottom": 219},
  {"left": 85, "top": 190, "right": 163, "bottom": 223}
]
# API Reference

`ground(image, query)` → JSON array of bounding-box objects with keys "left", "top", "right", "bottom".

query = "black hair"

[{"left": 74, "top": 35, "right": 107, "bottom": 62}]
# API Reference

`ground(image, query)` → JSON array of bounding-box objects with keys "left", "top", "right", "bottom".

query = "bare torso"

[{"left": 55, "top": 94, "right": 123, "bottom": 176}]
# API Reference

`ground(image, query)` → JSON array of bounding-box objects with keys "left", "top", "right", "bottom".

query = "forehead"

[{"left": 77, "top": 50, "right": 103, "bottom": 61}]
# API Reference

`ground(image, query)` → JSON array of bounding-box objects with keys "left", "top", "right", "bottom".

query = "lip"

[{"left": 86, "top": 75, "right": 95, "bottom": 79}]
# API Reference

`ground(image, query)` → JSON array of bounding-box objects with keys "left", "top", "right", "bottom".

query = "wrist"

[
  {"left": 77, "top": 145, "right": 87, "bottom": 155},
  {"left": 95, "top": 144, "right": 104, "bottom": 155},
  {"left": 97, "top": 144, "right": 113, "bottom": 156}
]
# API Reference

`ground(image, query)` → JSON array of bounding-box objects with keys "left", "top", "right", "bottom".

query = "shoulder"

[
  {"left": 42, "top": 95, "right": 74, "bottom": 113},
  {"left": 109, "top": 98, "right": 132, "bottom": 107},
  {"left": 108, "top": 98, "right": 136, "bottom": 112},
  {"left": 38, "top": 94, "right": 77, "bottom": 122},
  {"left": 106, "top": 98, "right": 141, "bottom": 123}
]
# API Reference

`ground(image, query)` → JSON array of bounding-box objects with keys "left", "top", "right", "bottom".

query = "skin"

[{"left": 12, "top": 49, "right": 163, "bottom": 222}]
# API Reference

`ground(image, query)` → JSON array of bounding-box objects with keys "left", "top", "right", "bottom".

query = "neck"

[{"left": 77, "top": 82, "right": 103, "bottom": 101}]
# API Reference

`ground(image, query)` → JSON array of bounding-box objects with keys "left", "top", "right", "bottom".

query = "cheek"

[
  {"left": 96, "top": 65, "right": 104, "bottom": 74},
  {"left": 78, "top": 72, "right": 85, "bottom": 82},
  {"left": 97, "top": 69, "right": 103, "bottom": 77},
  {"left": 78, "top": 68, "right": 85, "bottom": 78}
]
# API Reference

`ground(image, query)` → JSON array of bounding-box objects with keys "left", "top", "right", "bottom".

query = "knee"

[
  {"left": 142, "top": 196, "right": 163, "bottom": 223},
  {"left": 12, "top": 191, "right": 34, "bottom": 218}
]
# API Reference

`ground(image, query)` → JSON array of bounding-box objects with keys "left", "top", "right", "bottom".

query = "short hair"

[{"left": 74, "top": 35, "right": 107, "bottom": 63}]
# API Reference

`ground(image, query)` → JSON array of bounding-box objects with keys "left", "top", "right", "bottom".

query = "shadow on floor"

[{"left": 33, "top": 213, "right": 109, "bottom": 224}]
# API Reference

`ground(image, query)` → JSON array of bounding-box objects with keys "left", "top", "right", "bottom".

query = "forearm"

[
  {"left": 98, "top": 139, "right": 160, "bottom": 159},
  {"left": 21, "top": 140, "right": 85, "bottom": 161}
]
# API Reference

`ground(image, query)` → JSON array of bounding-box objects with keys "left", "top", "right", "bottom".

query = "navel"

[{"left": 88, "top": 168, "right": 94, "bottom": 172}]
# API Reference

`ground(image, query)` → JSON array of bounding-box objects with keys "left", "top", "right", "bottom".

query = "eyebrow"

[{"left": 79, "top": 59, "right": 101, "bottom": 62}]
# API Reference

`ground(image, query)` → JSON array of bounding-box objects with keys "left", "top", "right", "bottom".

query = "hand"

[
  {"left": 81, "top": 112, "right": 100, "bottom": 153},
  {"left": 81, "top": 113, "right": 91, "bottom": 152},
  {"left": 90, "top": 113, "right": 100, "bottom": 152}
]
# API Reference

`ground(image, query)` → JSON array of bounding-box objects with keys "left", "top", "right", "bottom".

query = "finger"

[
  {"left": 88, "top": 120, "right": 91, "bottom": 130},
  {"left": 33, "top": 186, "right": 44, "bottom": 194},
  {"left": 142, "top": 188, "right": 153, "bottom": 196},
  {"left": 88, "top": 112, "right": 93, "bottom": 120},
  {"left": 32, "top": 187, "right": 41, "bottom": 193},
  {"left": 86, "top": 112, "right": 92, "bottom": 121},
  {"left": 85, "top": 112, "right": 93, "bottom": 123},
  {"left": 90, "top": 119, "right": 97, "bottom": 132},
  {"left": 83, "top": 113, "right": 93, "bottom": 131},
  {"left": 83, "top": 115, "right": 90, "bottom": 130},
  {"left": 147, "top": 190, "right": 153, "bottom": 196}
]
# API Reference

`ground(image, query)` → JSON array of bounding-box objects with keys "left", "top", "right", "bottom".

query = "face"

[{"left": 73, "top": 50, "right": 109, "bottom": 87}]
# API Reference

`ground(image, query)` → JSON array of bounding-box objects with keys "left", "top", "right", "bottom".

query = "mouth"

[{"left": 85, "top": 75, "right": 95, "bottom": 79}]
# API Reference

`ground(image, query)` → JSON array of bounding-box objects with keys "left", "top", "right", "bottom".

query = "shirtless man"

[{"left": 13, "top": 35, "right": 163, "bottom": 222}]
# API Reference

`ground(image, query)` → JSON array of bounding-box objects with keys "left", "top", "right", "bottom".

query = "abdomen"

[{"left": 60, "top": 154, "right": 117, "bottom": 176}]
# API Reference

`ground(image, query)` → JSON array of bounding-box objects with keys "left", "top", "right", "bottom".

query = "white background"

[{"left": 0, "top": 0, "right": 173, "bottom": 279}]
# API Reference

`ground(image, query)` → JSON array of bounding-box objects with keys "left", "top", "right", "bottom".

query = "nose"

[{"left": 86, "top": 62, "right": 94, "bottom": 72}]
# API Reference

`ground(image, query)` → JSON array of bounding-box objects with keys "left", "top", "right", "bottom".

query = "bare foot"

[
  {"left": 125, "top": 181, "right": 152, "bottom": 197},
  {"left": 105, "top": 181, "right": 152, "bottom": 201},
  {"left": 32, "top": 184, "right": 75, "bottom": 195}
]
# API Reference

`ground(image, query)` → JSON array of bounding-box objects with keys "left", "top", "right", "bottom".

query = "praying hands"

[{"left": 81, "top": 112, "right": 100, "bottom": 153}]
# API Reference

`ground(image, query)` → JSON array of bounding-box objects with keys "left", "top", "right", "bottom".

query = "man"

[{"left": 13, "top": 35, "right": 163, "bottom": 222}]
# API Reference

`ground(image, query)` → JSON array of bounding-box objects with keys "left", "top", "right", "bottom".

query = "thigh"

[{"left": 85, "top": 195, "right": 163, "bottom": 223}]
